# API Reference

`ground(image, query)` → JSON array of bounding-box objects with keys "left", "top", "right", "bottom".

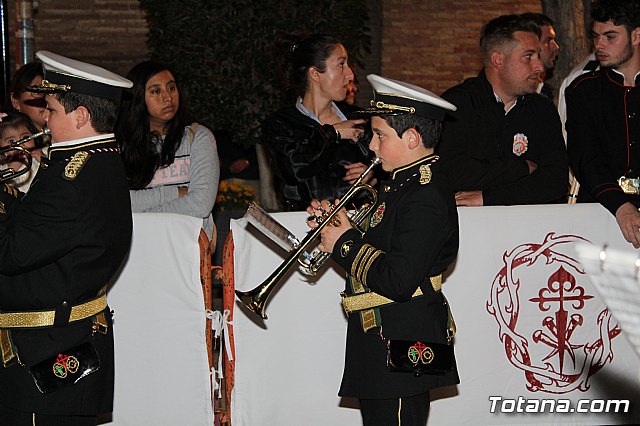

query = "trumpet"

[
  {"left": 0, "top": 128, "right": 51, "bottom": 183},
  {"left": 235, "top": 157, "right": 381, "bottom": 319}
]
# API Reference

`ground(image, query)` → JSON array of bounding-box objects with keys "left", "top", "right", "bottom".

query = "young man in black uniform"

[
  {"left": 308, "top": 74, "right": 459, "bottom": 426},
  {"left": 437, "top": 14, "right": 568, "bottom": 206},
  {"left": 565, "top": 0, "right": 640, "bottom": 248},
  {"left": 0, "top": 51, "right": 133, "bottom": 425}
]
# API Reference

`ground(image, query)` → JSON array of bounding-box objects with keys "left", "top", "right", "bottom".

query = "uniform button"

[
  {"left": 630, "top": 112, "right": 637, "bottom": 119},
  {"left": 384, "top": 185, "right": 391, "bottom": 192}
]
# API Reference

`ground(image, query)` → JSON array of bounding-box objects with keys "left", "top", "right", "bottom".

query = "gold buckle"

[
  {"left": 91, "top": 311, "right": 109, "bottom": 335},
  {"left": 340, "top": 292, "right": 349, "bottom": 315}
]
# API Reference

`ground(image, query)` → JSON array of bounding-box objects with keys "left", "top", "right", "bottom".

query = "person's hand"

[
  {"left": 178, "top": 186, "right": 188, "bottom": 197},
  {"left": 615, "top": 202, "right": 640, "bottom": 248},
  {"left": 455, "top": 190, "right": 484, "bottom": 206},
  {"left": 525, "top": 160, "right": 537, "bottom": 174},
  {"left": 333, "top": 119, "right": 366, "bottom": 142},
  {"left": 306, "top": 199, "right": 353, "bottom": 253},
  {"left": 343, "top": 162, "right": 376, "bottom": 185}
]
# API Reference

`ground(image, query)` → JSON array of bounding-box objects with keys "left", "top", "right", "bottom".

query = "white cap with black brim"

[
  {"left": 361, "top": 74, "right": 456, "bottom": 121},
  {"left": 27, "top": 51, "right": 133, "bottom": 100}
]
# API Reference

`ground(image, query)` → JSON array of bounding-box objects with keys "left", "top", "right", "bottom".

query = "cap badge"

[
  {"left": 419, "top": 164, "right": 432, "bottom": 185},
  {"left": 370, "top": 202, "right": 386, "bottom": 228},
  {"left": 371, "top": 100, "right": 415, "bottom": 114},
  {"left": 340, "top": 240, "right": 353, "bottom": 258},
  {"left": 28, "top": 79, "right": 71, "bottom": 94},
  {"left": 512, "top": 133, "right": 528, "bottom": 156},
  {"left": 64, "top": 151, "right": 90, "bottom": 180}
]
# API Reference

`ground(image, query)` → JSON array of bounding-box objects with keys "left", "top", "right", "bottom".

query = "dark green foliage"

[{"left": 140, "top": 0, "right": 370, "bottom": 146}]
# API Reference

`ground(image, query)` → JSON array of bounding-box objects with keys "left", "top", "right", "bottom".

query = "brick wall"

[
  {"left": 5, "top": 1, "right": 541, "bottom": 97},
  {"left": 7, "top": 0, "right": 148, "bottom": 77},
  {"left": 381, "top": 0, "right": 542, "bottom": 95}
]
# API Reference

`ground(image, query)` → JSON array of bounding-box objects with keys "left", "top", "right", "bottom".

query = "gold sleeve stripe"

[
  {"left": 351, "top": 244, "right": 382, "bottom": 286},
  {"left": 360, "top": 249, "right": 382, "bottom": 285},
  {"left": 351, "top": 244, "right": 368, "bottom": 278},
  {"left": 354, "top": 245, "right": 375, "bottom": 281}
]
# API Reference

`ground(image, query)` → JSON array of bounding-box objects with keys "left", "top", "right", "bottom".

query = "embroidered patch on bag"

[
  {"left": 53, "top": 353, "right": 80, "bottom": 379},
  {"left": 408, "top": 341, "right": 435, "bottom": 366},
  {"left": 512, "top": 133, "right": 528, "bottom": 156}
]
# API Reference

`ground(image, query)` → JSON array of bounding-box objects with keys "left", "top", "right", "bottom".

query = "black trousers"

[
  {"left": 0, "top": 404, "right": 97, "bottom": 426},
  {"left": 360, "top": 391, "right": 430, "bottom": 426}
]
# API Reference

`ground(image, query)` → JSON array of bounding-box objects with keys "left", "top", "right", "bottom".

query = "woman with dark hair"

[
  {"left": 7, "top": 62, "right": 47, "bottom": 130},
  {"left": 116, "top": 60, "right": 219, "bottom": 238},
  {"left": 263, "top": 33, "right": 375, "bottom": 211}
]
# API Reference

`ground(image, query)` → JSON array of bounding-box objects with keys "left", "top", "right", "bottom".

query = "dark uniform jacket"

[
  {"left": 0, "top": 136, "right": 132, "bottom": 416},
  {"left": 437, "top": 70, "right": 568, "bottom": 205},
  {"left": 565, "top": 68, "right": 640, "bottom": 215},
  {"left": 331, "top": 155, "right": 459, "bottom": 399},
  {"left": 262, "top": 106, "right": 373, "bottom": 210}
]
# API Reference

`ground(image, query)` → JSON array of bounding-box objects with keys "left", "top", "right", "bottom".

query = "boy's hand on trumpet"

[{"left": 306, "top": 199, "right": 353, "bottom": 253}]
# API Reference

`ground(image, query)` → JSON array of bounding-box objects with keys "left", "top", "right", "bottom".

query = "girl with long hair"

[{"left": 116, "top": 61, "right": 219, "bottom": 238}]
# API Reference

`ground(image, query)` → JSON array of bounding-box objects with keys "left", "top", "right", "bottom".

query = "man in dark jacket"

[
  {"left": 0, "top": 51, "right": 133, "bottom": 425},
  {"left": 308, "top": 74, "right": 459, "bottom": 426},
  {"left": 437, "top": 14, "right": 568, "bottom": 206},
  {"left": 565, "top": 0, "right": 640, "bottom": 248}
]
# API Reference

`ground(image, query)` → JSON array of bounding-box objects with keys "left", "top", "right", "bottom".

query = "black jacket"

[
  {"left": 0, "top": 136, "right": 132, "bottom": 415},
  {"left": 262, "top": 106, "right": 372, "bottom": 210},
  {"left": 565, "top": 68, "right": 640, "bottom": 215},
  {"left": 437, "top": 70, "right": 568, "bottom": 205},
  {"left": 331, "top": 155, "right": 459, "bottom": 398}
]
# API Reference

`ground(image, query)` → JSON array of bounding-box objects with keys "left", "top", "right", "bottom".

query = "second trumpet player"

[{"left": 306, "top": 74, "right": 460, "bottom": 424}]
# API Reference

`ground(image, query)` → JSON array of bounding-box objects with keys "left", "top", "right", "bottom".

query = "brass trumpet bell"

[
  {"left": 0, "top": 128, "right": 50, "bottom": 183},
  {"left": 235, "top": 158, "right": 381, "bottom": 319}
]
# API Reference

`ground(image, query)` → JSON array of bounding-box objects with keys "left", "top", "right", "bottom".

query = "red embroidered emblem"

[{"left": 486, "top": 233, "right": 621, "bottom": 394}]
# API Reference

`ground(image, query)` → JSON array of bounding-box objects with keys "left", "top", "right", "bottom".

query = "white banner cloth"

[
  {"left": 230, "top": 204, "right": 640, "bottom": 425},
  {"left": 106, "top": 213, "right": 213, "bottom": 426}
]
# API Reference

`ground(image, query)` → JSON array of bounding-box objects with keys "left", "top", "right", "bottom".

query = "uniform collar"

[
  {"left": 48, "top": 134, "right": 118, "bottom": 161},
  {"left": 607, "top": 67, "right": 640, "bottom": 86},
  {"left": 479, "top": 69, "right": 528, "bottom": 112},
  {"left": 391, "top": 154, "right": 438, "bottom": 180}
]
